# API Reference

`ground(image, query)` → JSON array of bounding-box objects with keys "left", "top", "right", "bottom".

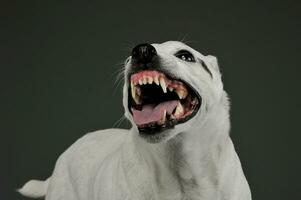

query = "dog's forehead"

[{"left": 151, "top": 41, "right": 204, "bottom": 57}]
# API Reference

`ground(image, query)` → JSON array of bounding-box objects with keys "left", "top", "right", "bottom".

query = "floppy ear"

[{"left": 206, "top": 55, "right": 220, "bottom": 72}]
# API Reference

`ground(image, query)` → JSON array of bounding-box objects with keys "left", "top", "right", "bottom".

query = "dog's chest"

[{"left": 92, "top": 144, "right": 209, "bottom": 200}]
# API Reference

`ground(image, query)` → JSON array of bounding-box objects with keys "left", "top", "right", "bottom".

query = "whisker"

[
  {"left": 112, "top": 115, "right": 126, "bottom": 128},
  {"left": 119, "top": 42, "right": 134, "bottom": 53},
  {"left": 112, "top": 63, "right": 126, "bottom": 95},
  {"left": 178, "top": 34, "right": 189, "bottom": 43}
]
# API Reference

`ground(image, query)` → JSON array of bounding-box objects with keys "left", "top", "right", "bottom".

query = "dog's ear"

[{"left": 206, "top": 55, "right": 220, "bottom": 72}]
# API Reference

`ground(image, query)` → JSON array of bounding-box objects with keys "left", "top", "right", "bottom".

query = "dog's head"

[{"left": 123, "top": 41, "right": 225, "bottom": 143}]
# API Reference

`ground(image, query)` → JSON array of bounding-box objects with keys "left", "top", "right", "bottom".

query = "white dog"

[{"left": 19, "top": 41, "right": 252, "bottom": 200}]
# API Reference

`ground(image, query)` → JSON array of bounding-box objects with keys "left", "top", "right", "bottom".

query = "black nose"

[{"left": 131, "top": 43, "right": 157, "bottom": 65}]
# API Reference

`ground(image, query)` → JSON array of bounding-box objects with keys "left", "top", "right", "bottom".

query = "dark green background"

[{"left": 2, "top": 1, "right": 300, "bottom": 199}]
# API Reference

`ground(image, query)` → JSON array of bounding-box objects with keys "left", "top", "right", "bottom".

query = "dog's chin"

[
  {"left": 137, "top": 127, "right": 173, "bottom": 143},
  {"left": 130, "top": 118, "right": 199, "bottom": 144}
]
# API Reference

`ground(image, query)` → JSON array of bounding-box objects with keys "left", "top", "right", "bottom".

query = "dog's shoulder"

[
  {"left": 72, "top": 128, "right": 128, "bottom": 149},
  {"left": 53, "top": 128, "right": 129, "bottom": 176},
  {"left": 65, "top": 128, "right": 128, "bottom": 159},
  {"left": 47, "top": 129, "right": 131, "bottom": 198}
]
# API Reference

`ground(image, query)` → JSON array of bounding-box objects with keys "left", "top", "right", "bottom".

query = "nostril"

[
  {"left": 131, "top": 43, "right": 157, "bottom": 65},
  {"left": 132, "top": 48, "right": 139, "bottom": 57}
]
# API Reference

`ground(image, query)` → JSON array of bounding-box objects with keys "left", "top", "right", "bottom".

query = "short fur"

[{"left": 19, "top": 41, "right": 252, "bottom": 200}]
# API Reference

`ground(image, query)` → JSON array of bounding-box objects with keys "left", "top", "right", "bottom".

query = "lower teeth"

[
  {"left": 174, "top": 102, "right": 184, "bottom": 117},
  {"left": 158, "top": 109, "right": 167, "bottom": 125}
]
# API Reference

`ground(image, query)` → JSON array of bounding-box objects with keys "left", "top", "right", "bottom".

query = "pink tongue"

[{"left": 132, "top": 100, "right": 179, "bottom": 125}]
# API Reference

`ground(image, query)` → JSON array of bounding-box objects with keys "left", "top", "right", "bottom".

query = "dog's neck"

[{"left": 130, "top": 97, "right": 230, "bottom": 185}]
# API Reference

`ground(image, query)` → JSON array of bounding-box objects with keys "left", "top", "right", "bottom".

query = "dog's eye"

[{"left": 175, "top": 50, "right": 195, "bottom": 62}]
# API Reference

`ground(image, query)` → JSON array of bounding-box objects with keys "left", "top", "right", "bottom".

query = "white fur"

[
  {"left": 18, "top": 178, "right": 50, "bottom": 198},
  {"left": 19, "top": 41, "right": 252, "bottom": 200}
]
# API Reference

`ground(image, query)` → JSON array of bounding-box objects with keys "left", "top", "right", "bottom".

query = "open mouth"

[{"left": 128, "top": 70, "right": 201, "bottom": 134}]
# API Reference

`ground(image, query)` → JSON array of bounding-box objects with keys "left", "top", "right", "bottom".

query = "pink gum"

[{"left": 130, "top": 70, "right": 187, "bottom": 91}]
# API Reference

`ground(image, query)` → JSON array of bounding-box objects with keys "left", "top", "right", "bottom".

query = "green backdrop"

[{"left": 2, "top": 1, "right": 300, "bottom": 199}]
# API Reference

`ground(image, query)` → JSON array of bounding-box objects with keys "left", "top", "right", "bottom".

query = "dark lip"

[{"left": 127, "top": 69, "right": 202, "bottom": 135}]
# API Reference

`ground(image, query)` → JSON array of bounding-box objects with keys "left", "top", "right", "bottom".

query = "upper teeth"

[
  {"left": 131, "top": 81, "right": 135, "bottom": 99},
  {"left": 159, "top": 77, "right": 167, "bottom": 93},
  {"left": 154, "top": 76, "right": 159, "bottom": 85},
  {"left": 176, "top": 89, "right": 188, "bottom": 99},
  {"left": 131, "top": 81, "right": 141, "bottom": 105},
  {"left": 148, "top": 77, "right": 153, "bottom": 84},
  {"left": 142, "top": 76, "right": 147, "bottom": 84},
  {"left": 130, "top": 71, "right": 189, "bottom": 104}
]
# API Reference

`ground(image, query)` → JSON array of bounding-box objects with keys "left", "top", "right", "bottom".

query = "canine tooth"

[
  {"left": 159, "top": 109, "right": 167, "bottom": 124},
  {"left": 182, "top": 89, "right": 188, "bottom": 99},
  {"left": 131, "top": 81, "right": 141, "bottom": 104},
  {"left": 176, "top": 90, "right": 183, "bottom": 99},
  {"left": 133, "top": 94, "right": 141, "bottom": 105},
  {"left": 131, "top": 81, "right": 136, "bottom": 99},
  {"left": 159, "top": 77, "right": 167, "bottom": 93},
  {"left": 162, "top": 109, "right": 166, "bottom": 122},
  {"left": 176, "top": 89, "right": 188, "bottom": 99},
  {"left": 136, "top": 87, "right": 141, "bottom": 96},
  {"left": 148, "top": 77, "right": 153, "bottom": 84},
  {"left": 143, "top": 76, "right": 147, "bottom": 84},
  {"left": 174, "top": 103, "right": 184, "bottom": 116},
  {"left": 154, "top": 75, "right": 159, "bottom": 85},
  {"left": 168, "top": 87, "right": 174, "bottom": 92}
]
